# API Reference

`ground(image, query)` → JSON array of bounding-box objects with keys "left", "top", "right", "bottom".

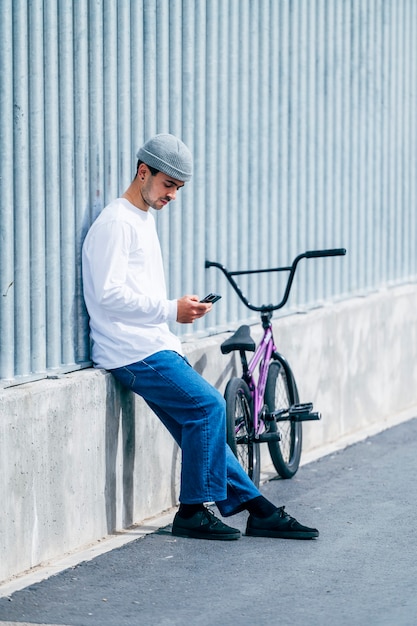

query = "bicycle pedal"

[
  {"left": 291, "top": 411, "right": 322, "bottom": 422},
  {"left": 256, "top": 432, "right": 281, "bottom": 443},
  {"left": 289, "top": 402, "right": 313, "bottom": 415}
]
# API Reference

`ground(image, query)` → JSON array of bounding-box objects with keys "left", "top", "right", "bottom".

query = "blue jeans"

[{"left": 110, "top": 350, "right": 260, "bottom": 517}]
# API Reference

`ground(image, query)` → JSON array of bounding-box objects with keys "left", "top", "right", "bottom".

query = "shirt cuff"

[{"left": 166, "top": 299, "right": 178, "bottom": 322}]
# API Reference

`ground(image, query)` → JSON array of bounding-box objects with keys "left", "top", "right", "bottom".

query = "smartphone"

[{"left": 200, "top": 293, "right": 222, "bottom": 304}]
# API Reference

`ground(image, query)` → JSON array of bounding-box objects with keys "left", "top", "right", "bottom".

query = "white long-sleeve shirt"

[{"left": 82, "top": 198, "right": 182, "bottom": 369}]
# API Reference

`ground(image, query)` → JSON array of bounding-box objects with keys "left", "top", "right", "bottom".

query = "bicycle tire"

[
  {"left": 265, "top": 360, "right": 302, "bottom": 478},
  {"left": 224, "top": 377, "right": 261, "bottom": 487}
]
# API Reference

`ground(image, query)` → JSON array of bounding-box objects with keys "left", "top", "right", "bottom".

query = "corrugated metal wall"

[{"left": 1, "top": 0, "right": 416, "bottom": 386}]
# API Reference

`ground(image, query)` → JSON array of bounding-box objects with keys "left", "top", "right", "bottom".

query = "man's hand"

[{"left": 176, "top": 295, "right": 212, "bottom": 323}]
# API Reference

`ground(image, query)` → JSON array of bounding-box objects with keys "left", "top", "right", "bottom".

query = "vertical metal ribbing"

[
  {"left": 152, "top": 2, "right": 170, "bottom": 297},
  {"left": 103, "top": 0, "right": 119, "bottom": 206},
  {"left": 167, "top": 0, "right": 183, "bottom": 301},
  {"left": 257, "top": 0, "right": 270, "bottom": 304},
  {"left": 277, "top": 0, "right": 290, "bottom": 271},
  {"left": 403, "top": 0, "right": 414, "bottom": 278},
  {"left": 401, "top": 0, "right": 410, "bottom": 278},
  {"left": 380, "top": 0, "right": 390, "bottom": 286},
  {"left": 73, "top": 0, "right": 92, "bottom": 364},
  {"left": 291, "top": 0, "right": 307, "bottom": 306},
  {"left": 116, "top": 1, "right": 132, "bottom": 190},
  {"left": 325, "top": 0, "right": 339, "bottom": 299},
  {"left": 287, "top": 0, "right": 299, "bottom": 279},
  {"left": 356, "top": 0, "right": 367, "bottom": 291},
  {"left": 392, "top": 0, "right": 403, "bottom": 282},
  {"left": 28, "top": 0, "right": 47, "bottom": 375},
  {"left": 312, "top": 0, "right": 325, "bottom": 291},
  {"left": 359, "top": 0, "right": 369, "bottom": 291},
  {"left": 236, "top": 2, "right": 252, "bottom": 322},
  {"left": 324, "top": 0, "right": 338, "bottom": 299},
  {"left": 153, "top": 1, "right": 172, "bottom": 297},
  {"left": 12, "top": 2, "right": 31, "bottom": 377},
  {"left": 87, "top": 1, "right": 104, "bottom": 220},
  {"left": 58, "top": 2, "right": 76, "bottom": 366},
  {"left": 0, "top": 0, "right": 15, "bottom": 380},
  {"left": 224, "top": 0, "right": 241, "bottom": 327},
  {"left": 305, "top": 0, "right": 319, "bottom": 303},
  {"left": 348, "top": 1, "right": 359, "bottom": 292},
  {"left": 366, "top": 0, "right": 377, "bottom": 290},
  {"left": 408, "top": 0, "right": 417, "bottom": 275},
  {"left": 265, "top": 0, "right": 279, "bottom": 307},
  {"left": 192, "top": 0, "right": 207, "bottom": 307},
  {"left": 129, "top": 0, "right": 145, "bottom": 160},
  {"left": 215, "top": 0, "right": 228, "bottom": 277},
  {"left": 44, "top": 0, "right": 61, "bottom": 370},
  {"left": 294, "top": 0, "right": 308, "bottom": 251},
  {"left": 248, "top": 0, "right": 259, "bottom": 300},
  {"left": 180, "top": 0, "right": 196, "bottom": 301},
  {"left": 386, "top": 0, "right": 398, "bottom": 284},
  {"left": 398, "top": 0, "right": 408, "bottom": 278},
  {"left": 268, "top": 0, "right": 280, "bottom": 272},
  {"left": 331, "top": 0, "right": 349, "bottom": 299},
  {"left": 204, "top": 0, "right": 219, "bottom": 280},
  {"left": 340, "top": 0, "right": 353, "bottom": 297},
  {"left": 142, "top": 1, "right": 157, "bottom": 136},
  {"left": 156, "top": 1, "right": 170, "bottom": 134},
  {"left": 394, "top": 0, "right": 405, "bottom": 283}
]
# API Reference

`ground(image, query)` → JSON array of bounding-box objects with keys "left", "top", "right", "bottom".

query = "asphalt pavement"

[{"left": 1, "top": 417, "right": 417, "bottom": 626}]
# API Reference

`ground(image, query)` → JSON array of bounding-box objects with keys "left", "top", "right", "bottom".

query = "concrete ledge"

[{"left": 1, "top": 283, "right": 417, "bottom": 584}]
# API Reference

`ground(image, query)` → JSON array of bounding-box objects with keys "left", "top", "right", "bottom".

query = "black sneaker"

[
  {"left": 172, "top": 508, "right": 241, "bottom": 541},
  {"left": 246, "top": 506, "right": 319, "bottom": 539}
]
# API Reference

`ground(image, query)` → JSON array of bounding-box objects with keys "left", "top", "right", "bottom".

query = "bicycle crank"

[
  {"left": 256, "top": 431, "right": 281, "bottom": 443},
  {"left": 236, "top": 432, "right": 281, "bottom": 444}
]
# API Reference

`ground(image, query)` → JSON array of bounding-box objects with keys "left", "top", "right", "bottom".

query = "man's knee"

[{"left": 203, "top": 382, "right": 225, "bottom": 410}]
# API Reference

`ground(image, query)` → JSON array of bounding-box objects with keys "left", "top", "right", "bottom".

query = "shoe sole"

[
  {"left": 172, "top": 527, "right": 241, "bottom": 541},
  {"left": 246, "top": 528, "right": 319, "bottom": 540}
]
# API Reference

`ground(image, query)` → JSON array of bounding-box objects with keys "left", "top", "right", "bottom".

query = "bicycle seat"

[{"left": 221, "top": 325, "right": 256, "bottom": 354}]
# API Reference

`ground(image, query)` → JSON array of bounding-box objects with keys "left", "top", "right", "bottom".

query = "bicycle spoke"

[{"left": 225, "top": 377, "right": 260, "bottom": 486}]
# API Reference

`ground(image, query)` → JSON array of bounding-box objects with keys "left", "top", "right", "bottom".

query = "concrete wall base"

[{"left": 1, "top": 284, "right": 417, "bottom": 583}]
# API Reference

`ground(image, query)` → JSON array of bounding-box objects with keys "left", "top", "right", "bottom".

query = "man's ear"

[{"left": 137, "top": 162, "right": 148, "bottom": 180}]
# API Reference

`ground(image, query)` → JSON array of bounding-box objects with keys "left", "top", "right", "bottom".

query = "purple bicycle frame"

[{"left": 245, "top": 326, "right": 276, "bottom": 438}]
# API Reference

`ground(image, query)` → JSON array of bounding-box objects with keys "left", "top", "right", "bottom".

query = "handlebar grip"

[{"left": 305, "top": 248, "right": 346, "bottom": 258}]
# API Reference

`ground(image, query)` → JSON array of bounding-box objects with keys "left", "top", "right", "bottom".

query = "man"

[{"left": 82, "top": 134, "right": 318, "bottom": 541}]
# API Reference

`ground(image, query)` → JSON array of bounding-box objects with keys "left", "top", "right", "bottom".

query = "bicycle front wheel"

[
  {"left": 224, "top": 377, "right": 260, "bottom": 487},
  {"left": 265, "top": 360, "right": 302, "bottom": 479}
]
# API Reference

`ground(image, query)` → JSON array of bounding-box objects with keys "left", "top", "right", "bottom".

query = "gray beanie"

[{"left": 136, "top": 134, "right": 193, "bottom": 182}]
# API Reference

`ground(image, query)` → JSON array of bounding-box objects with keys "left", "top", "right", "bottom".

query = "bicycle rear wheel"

[
  {"left": 265, "top": 360, "right": 302, "bottom": 479},
  {"left": 224, "top": 377, "right": 260, "bottom": 487}
]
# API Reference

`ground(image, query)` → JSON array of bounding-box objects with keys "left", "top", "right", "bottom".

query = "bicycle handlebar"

[
  {"left": 305, "top": 248, "right": 346, "bottom": 258},
  {"left": 205, "top": 248, "right": 346, "bottom": 312}
]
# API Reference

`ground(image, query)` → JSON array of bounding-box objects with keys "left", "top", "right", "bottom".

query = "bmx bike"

[{"left": 205, "top": 248, "right": 346, "bottom": 487}]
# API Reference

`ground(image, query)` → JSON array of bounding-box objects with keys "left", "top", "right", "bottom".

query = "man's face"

[{"left": 141, "top": 169, "right": 185, "bottom": 211}]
